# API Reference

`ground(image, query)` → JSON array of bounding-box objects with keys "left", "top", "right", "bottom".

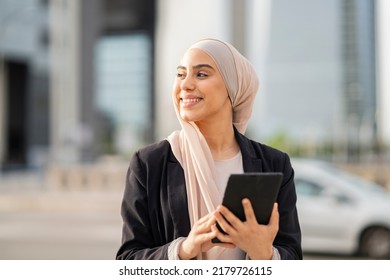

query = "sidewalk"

[{"left": 0, "top": 173, "right": 124, "bottom": 260}]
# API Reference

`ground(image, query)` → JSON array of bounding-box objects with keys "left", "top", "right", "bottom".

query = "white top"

[
  {"left": 214, "top": 151, "right": 244, "bottom": 193},
  {"left": 213, "top": 151, "right": 245, "bottom": 259}
]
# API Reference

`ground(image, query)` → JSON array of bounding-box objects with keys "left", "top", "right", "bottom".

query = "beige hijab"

[{"left": 167, "top": 38, "right": 259, "bottom": 259}]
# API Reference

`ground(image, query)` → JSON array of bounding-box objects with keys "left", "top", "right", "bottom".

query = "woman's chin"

[{"left": 180, "top": 113, "right": 200, "bottom": 123}]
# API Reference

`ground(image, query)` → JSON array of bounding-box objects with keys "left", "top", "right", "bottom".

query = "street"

[
  {"left": 0, "top": 189, "right": 123, "bottom": 260},
  {"left": 0, "top": 188, "right": 366, "bottom": 260},
  {"left": 0, "top": 211, "right": 122, "bottom": 260}
]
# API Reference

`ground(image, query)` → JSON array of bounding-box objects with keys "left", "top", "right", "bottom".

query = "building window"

[{"left": 94, "top": 33, "right": 152, "bottom": 156}]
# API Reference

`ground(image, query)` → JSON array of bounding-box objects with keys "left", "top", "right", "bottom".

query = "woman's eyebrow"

[{"left": 176, "top": 64, "right": 215, "bottom": 71}]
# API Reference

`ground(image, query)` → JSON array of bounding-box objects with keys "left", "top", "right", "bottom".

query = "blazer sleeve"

[
  {"left": 116, "top": 151, "right": 171, "bottom": 260},
  {"left": 274, "top": 153, "right": 303, "bottom": 259}
]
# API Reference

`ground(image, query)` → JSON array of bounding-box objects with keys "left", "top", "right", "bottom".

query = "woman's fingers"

[
  {"left": 197, "top": 212, "right": 213, "bottom": 223},
  {"left": 268, "top": 203, "right": 279, "bottom": 229},
  {"left": 194, "top": 213, "right": 216, "bottom": 233},
  {"left": 242, "top": 198, "right": 257, "bottom": 224},
  {"left": 215, "top": 205, "right": 242, "bottom": 231},
  {"left": 211, "top": 224, "right": 233, "bottom": 244},
  {"left": 198, "top": 230, "right": 217, "bottom": 243},
  {"left": 206, "top": 202, "right": 280, "bottom": 260},
  {"left": 180, "top": 212, "right": 219, "bottom": 259}
]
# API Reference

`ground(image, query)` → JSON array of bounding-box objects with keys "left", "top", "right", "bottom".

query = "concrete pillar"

[
  {"left": 48, "top": 0, "right": 100, "bottom": 164},
  {"left": 377, "top": 0, "right": 390, "bottom": 148},
  {"left": 245, "top": 0, "right": 272, "bottom": 137},
  {"left": 78, "top": 0, "right": 101, "bottom": 161},
  {"left": 49, "top": 0, "right": 82, "bottom": 164},
  {"left": 231, "top": 0, "right": 247, "bottom": 53}
]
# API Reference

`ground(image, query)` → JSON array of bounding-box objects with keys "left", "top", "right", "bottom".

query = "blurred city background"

[{"left": 0, "top": 0, "right": 390, "bottom": 259}]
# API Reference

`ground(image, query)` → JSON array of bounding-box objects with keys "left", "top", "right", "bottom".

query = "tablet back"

[{"left": 222, "top": 172, "right": 283, "bottom": 224}]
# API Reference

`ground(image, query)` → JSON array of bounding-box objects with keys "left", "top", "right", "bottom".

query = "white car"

[{"left": 292, "top": 158, "right": 390, "bottom": 259}]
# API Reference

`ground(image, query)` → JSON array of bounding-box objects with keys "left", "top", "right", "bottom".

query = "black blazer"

[{"left": 116, "top": 129, "right": 302, "bottom": 260}]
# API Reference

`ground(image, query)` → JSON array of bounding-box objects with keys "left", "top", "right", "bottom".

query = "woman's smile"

[{"left": 180, "top": 97, "right": 203, "bottom": 107}]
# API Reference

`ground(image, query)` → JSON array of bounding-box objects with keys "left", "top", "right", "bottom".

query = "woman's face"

[{"left": 173, "top": 48, "right": 231, "bottom": 124}]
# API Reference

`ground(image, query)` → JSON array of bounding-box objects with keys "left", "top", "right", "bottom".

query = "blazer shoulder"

[
  {"left": 135, "top": 139, "right": 172, "bottom": 161},
  {"left": 129, "top": 140, "right": 173, "bottom": 173},
  {"left": 246, "top": 137, "right": 291, "bottom": 172},
  {"left": 255, "top": 141, "right": 289, "bottom": 160},
  {"left": 235, "top": 127, "right": 289, "bottom": 167}
]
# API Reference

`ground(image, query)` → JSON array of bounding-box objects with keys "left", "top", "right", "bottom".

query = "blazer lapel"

[
  {"left": 167, "top": 160, "right": 191, "bottom": 237},
  {"left": 244, "top": 156, "right": 262, "bottom": 173},
  {"left": 234, "top": 127, "right": 263, "bottom": 172}
]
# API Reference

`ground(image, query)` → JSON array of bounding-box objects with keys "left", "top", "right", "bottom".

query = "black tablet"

[{"left": 212, "top": 172, "right": 283, "bottom": 243}]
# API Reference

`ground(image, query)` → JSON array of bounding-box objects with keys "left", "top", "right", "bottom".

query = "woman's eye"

[
  {"left": 197, "top": 72, "right": 208, "bottom": 78},
  {"left": 176, "top": 72, "right": 185, "bottom": 78}
]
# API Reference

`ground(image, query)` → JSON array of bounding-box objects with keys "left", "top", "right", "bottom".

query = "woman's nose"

[{"left": 180, "top": 75, "right": 195, "bottom": 91}]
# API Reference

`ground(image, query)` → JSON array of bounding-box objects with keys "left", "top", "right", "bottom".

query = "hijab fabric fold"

[{"left": 167, "top": 38, "right": 259, "bottom": 259}]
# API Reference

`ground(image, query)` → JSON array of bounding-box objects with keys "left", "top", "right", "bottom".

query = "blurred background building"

[
  {"left": 0, "top": 0, "right": 156, "bottom": 171},
  {"left": 0, "top": 0, "right": 389, "bottom": 259},
  {"left": 0, "top": 0, "right": 49, "bottom": 171},
  {"left": 260, "top": 0, "right": 378, "bottom": 162},
  {"left": 0, "top": 0, "right": 389, "bottom": 174}
]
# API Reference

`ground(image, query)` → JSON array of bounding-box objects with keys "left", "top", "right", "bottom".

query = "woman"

[{"left": 116, "top": 38, "right": 302, "bottom": 260}]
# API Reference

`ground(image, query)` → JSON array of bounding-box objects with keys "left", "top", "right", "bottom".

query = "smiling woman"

[
  {"left": 116, "top": 38, "right": 302, "bottom": 260},
  {"left": 174, "top": 50, "right": 231, "bottom": 127}
]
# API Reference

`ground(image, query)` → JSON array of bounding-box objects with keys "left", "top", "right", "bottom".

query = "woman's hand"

[
  {"left": 179, "top": 212, "right": 236, "bottom": 260},
  {"left": 213, "top": 199, "right": 279, "bottom": 260}
]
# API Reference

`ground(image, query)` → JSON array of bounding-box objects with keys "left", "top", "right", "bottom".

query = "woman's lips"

[{"left": 180, "top": 98, "right": 203, "bottom": 107}]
